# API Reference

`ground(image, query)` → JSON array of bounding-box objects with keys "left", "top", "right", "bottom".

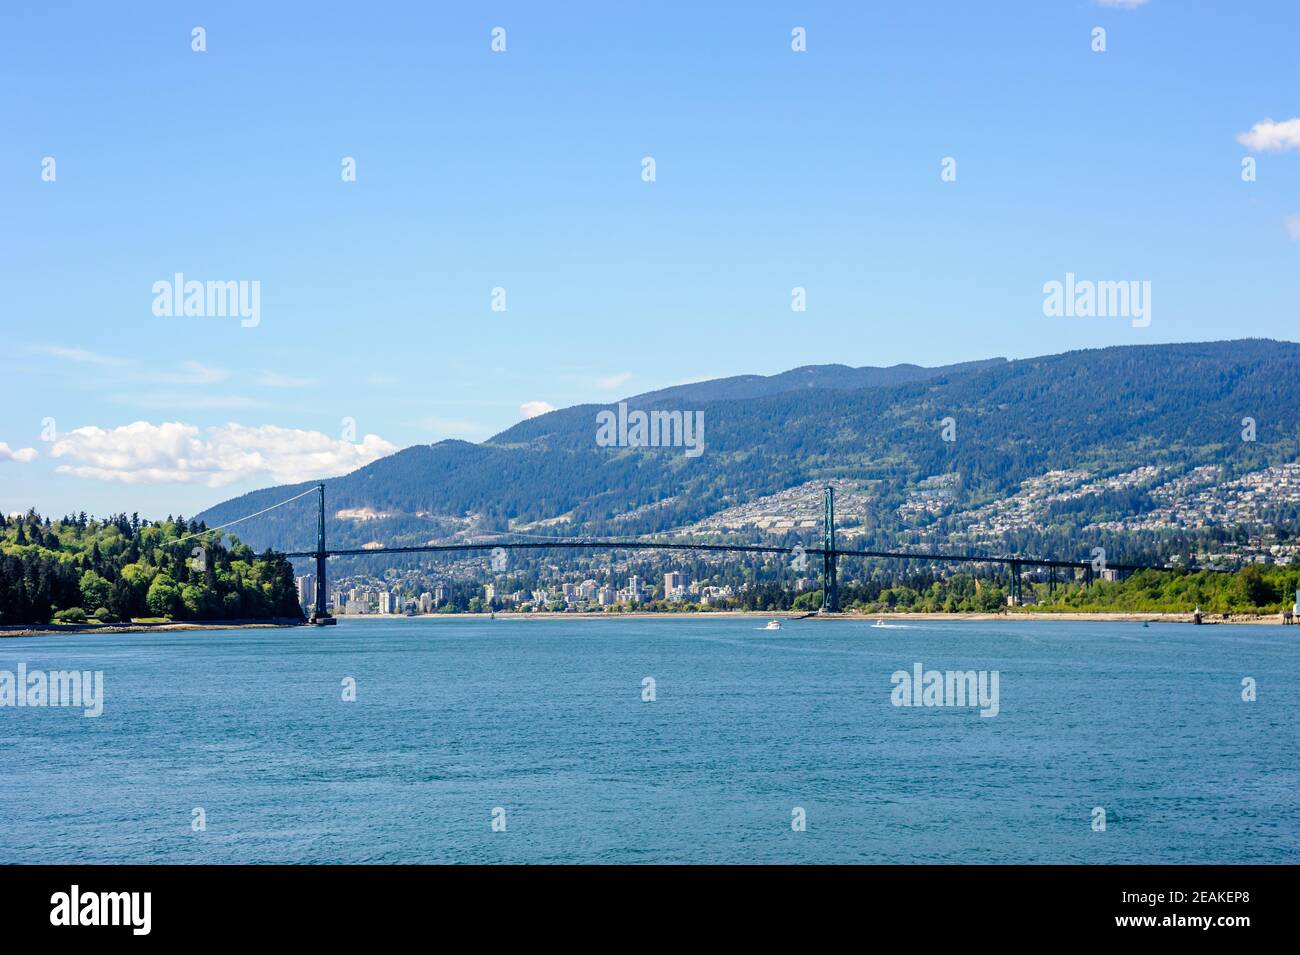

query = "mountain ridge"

[
  {"left": 615, "top": 357, "right": 1009, "bottom": 408},
  {"left": 196, "top": 339, "right": 1300, "bottom": 564}
]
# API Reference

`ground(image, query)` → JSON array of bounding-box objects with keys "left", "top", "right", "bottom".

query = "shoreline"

[
  {"left": 4, "top": 610, "right": 1290, "bottom": 637},
  {"left": 0, "top": 619, "right": 304, "bottom": 638},
  {"left": 335, "top": 609, "right": 1288, "bottom": 625}
]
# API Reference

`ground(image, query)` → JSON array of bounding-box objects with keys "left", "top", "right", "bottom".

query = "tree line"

[{"left": 0, "top": 510, "right": 304, "bottom": 626}]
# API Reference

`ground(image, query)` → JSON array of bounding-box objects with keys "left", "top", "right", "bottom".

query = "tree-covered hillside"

[
  {"left": 834, "top": 564, "right": 1300, "bottom": 615},
  {"left": 196, "top": 340, "right": 1300, "bottom": 557},
  {"left": 0, "top": 510, "right": 304, "bottom": 626}
]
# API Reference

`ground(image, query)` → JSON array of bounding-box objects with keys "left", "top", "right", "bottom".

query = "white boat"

[
  {"left": 764, "top": 619, "right": 782, "bottom": 630},
  {"left": 873, "top": 619, "right": 887, "bottom": 628}
]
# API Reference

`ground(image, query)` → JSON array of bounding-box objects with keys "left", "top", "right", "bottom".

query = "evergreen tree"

[{"left": 0, "top": 510, "right": 306, "bottom": 625}]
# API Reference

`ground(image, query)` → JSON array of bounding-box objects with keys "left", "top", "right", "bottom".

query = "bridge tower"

[
  {"left": 312, "top": 483, "right": 335, "bottom": 625},
  {"left": 821, "top": 485, "right": 838, "bottom": 612}
]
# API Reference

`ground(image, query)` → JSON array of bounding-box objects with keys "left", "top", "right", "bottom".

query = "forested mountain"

[{"left": 196, "top": 340, "right": 1300, "bottom": 561}]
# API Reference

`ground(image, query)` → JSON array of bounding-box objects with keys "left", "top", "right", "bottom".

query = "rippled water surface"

[{"left": 1, "top": 617, "right": 1296, "bottom": 863}]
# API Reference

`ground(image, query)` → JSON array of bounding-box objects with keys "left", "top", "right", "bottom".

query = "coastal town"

[
  {"left": 677, "top": 463, "right": 1300, "bottom": 564},
  {"left": 297, "top": 568, "right": 763, "bottom": 616}
]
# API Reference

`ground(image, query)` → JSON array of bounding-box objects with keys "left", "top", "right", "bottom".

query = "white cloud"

[
  {"left": 1095, "top": 0, "right": 1148, "bottom": 8},
  {"left": 596, "top": 373, "right": 632, "bottom": 390},
  {"left": 258, "top": 372, "right": 317, "bottom": 388},
  {"left": 519, "top": 401, "right": 556, "bottom": 419},
  {"left": 1286, "top": 215, "right": 1300, "bottom": 241},
  {"left": 27, "top": 344, "right": 130, "bottom": 366},
  {"left": 0, "top": 442, "right": 39, "bottom": 464},
  {"left": 50, "top": 421, "right": 397, "bottom": 487},
  {"left": 1236, "top": 117, "right": 1300, "bottom": 153}
]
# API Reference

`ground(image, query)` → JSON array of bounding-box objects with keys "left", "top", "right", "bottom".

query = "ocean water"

[{"left": 0, "top": 617, "right": 1296, "bottom": 864}]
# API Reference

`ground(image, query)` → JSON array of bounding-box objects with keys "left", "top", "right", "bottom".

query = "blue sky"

[{"left": 2, "top": 0, "right": 1298, "bottom": 518}]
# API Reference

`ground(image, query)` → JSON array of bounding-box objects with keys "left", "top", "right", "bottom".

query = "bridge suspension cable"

[{"left": 167, "top": 486, "right": 320, "bottom": 547}]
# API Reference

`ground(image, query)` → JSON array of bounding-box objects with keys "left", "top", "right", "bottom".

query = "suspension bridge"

[{"left": 187, "top": 484, "right": 1218, "bottom": 626}]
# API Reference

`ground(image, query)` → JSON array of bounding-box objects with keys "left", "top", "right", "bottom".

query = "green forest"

[
  {"left": 788, "top": 565, "right": 1300, "bottom": 615},
  {"left": 0, "top": 510, "right": 304, "bottom": 626}
]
